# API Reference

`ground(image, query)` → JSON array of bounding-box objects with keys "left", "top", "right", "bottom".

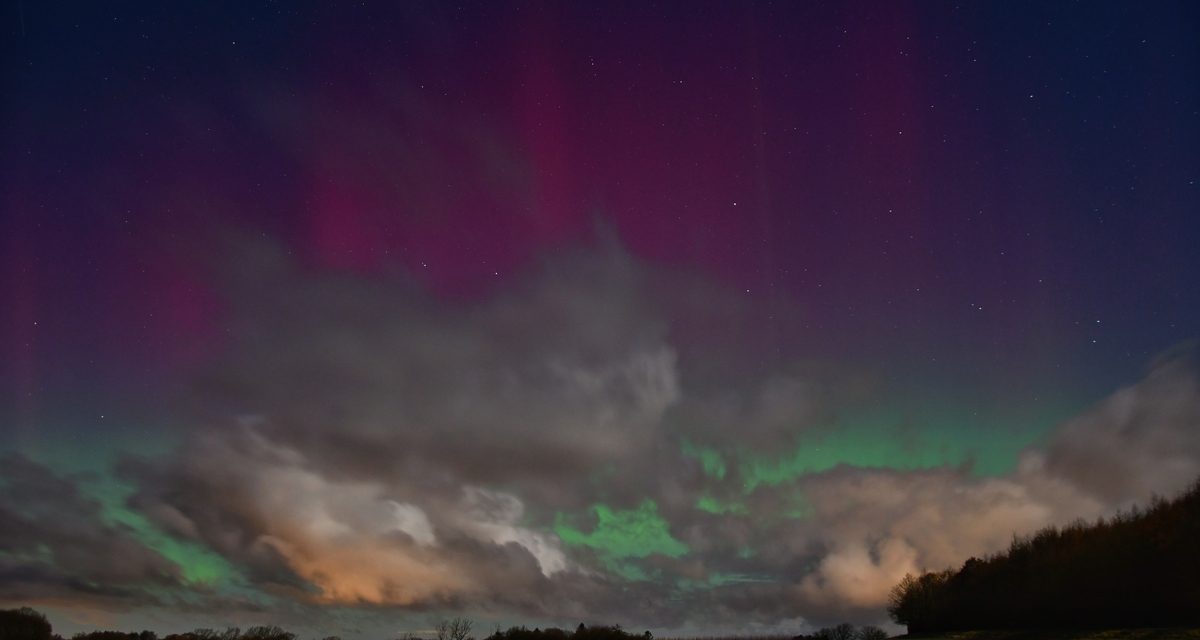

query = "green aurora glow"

[
  {"left": 554, "top": 500, "right": 688, "bottom": 580},
  {"left": 91, "top": 477, "right": 239, "bottom": 585},
  {"left": 6, "top": 400, "right": 1076, "bottom": 600},
  {"left": 683, "top": 405, "right": 1068, "bottom": 494},
  {"left": 9, "top": 433, "right": 247, "bottom": 591},
  {"left": 695, "top": 494, "right": 747, "bottom": 515},
  {"left": 681, "top": 439, "right": 727, "bottom": 480}
]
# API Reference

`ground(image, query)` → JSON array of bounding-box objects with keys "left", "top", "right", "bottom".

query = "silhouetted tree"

[
  {"left": 814, "top": 623, "right": 855, "bottom": 640},
  {"left": 72, "top": 632, "right": 153, "bottom": 640},
  {"left": 854, "top": 626, "right": 887, "bottom": 640},
  {"left": 436, "top": 619, "right": 472, "bottom": 640},
  {"left": 240, "top": 627, "right": 293, "bottom": 640},
  {"left": 485, "top": 624, "right": 643, "bottom": 640},
  {"left": 0, "top": 608, "right": 52, "bottom": 640}
]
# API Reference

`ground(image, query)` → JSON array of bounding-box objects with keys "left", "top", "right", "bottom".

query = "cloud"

[
  {"left": 0, "top": 454, "right": 182, "bottom": 607},
  {"left": 191, "top": 237, "right": 680, "bottom": 510},
  {"left": 457, "top": 487, "right": 570, "bottom": 577},
  {"left": 800, "top": 537, "right": 918, "bottom": 609},
  {"left": 93, "top": 241, "right": 1200, "bottom": 630},
  {"left": 124, "top": 242, "right": 687, "bottom": 618},
  {"left": 773, "top": 347, "right": 1200, "bottom": 620},
  {"left": 1032, "top": 345, "right": 1200, "bottom": 506}
]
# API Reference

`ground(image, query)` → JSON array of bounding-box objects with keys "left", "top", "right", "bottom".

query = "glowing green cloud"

[
  {"left": 676, "top": 572, "right": 774, "bottom": 590},
  {"left": 736, "top": 407, "right": 1062, "bottom": 492},
  {"left": 681, "top": 438, "right": 726, "bottom": 480},
  {"left": 555, "top": 500, "right": 688, "bottom": 579},
  {"left": 93, "top": 480, "right": 236, "bottom": 585},
  {"left": 695, "top": 494, "right": 747, "bottom": 515},
  {"left": 12, "top": 436, "right": 242, "bottom": 588}
]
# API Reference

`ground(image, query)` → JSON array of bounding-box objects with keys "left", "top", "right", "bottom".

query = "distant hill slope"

[{"left": 888, "top": 479, "right": 1200, "bottom": 633}]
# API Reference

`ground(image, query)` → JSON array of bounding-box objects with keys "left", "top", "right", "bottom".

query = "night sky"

[{"left": 2, "top": 1, "right": 1199, "bottom": 637}]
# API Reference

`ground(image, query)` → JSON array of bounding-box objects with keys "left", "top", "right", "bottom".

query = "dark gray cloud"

[
  {"left": 192, "top": 238, "right": 678, "bottom": 509},
  {"left": 102, "top": 242, "right": 1200, "bottom": 632},
  {"left": 0, "top": 454, "right": 182, "bottom": 608}
]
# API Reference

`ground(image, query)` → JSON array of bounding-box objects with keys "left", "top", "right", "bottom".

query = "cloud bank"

[{"left": 6, "top": 242, "right": 1199, "bottom": 633}]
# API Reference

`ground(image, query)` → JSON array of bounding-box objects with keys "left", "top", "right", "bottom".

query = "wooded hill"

[{"left": 888, "top": 479, "right": 1200, "bottom": 632}]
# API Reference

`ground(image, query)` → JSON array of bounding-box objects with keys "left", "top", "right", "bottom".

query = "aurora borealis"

[{"left": 2, "top": 1, "right": 1200, "bottom": 637}]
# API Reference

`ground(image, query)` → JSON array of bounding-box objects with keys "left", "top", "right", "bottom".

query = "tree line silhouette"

[
  {"left": 888, "top": 478, "right": 1200, "bottom": 632},
  {"left": 789, "top": 622, "right": 887, "bottom": 640},
  {"left": 482, "top": 623, "right": 650, "bottom": 640},
  {"left": 0, "top": 610, "right": 308, "bottom": 640},
  {"left": 0, "top": 611, "right": 893, "bottom": 640},
  {"left": 484, "top": 623, "right": 887, "bottom": 640}
]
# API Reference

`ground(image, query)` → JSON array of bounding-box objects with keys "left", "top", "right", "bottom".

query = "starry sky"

[{"left": 2, "top": 1, "right": 1199, "bottom": 638}]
